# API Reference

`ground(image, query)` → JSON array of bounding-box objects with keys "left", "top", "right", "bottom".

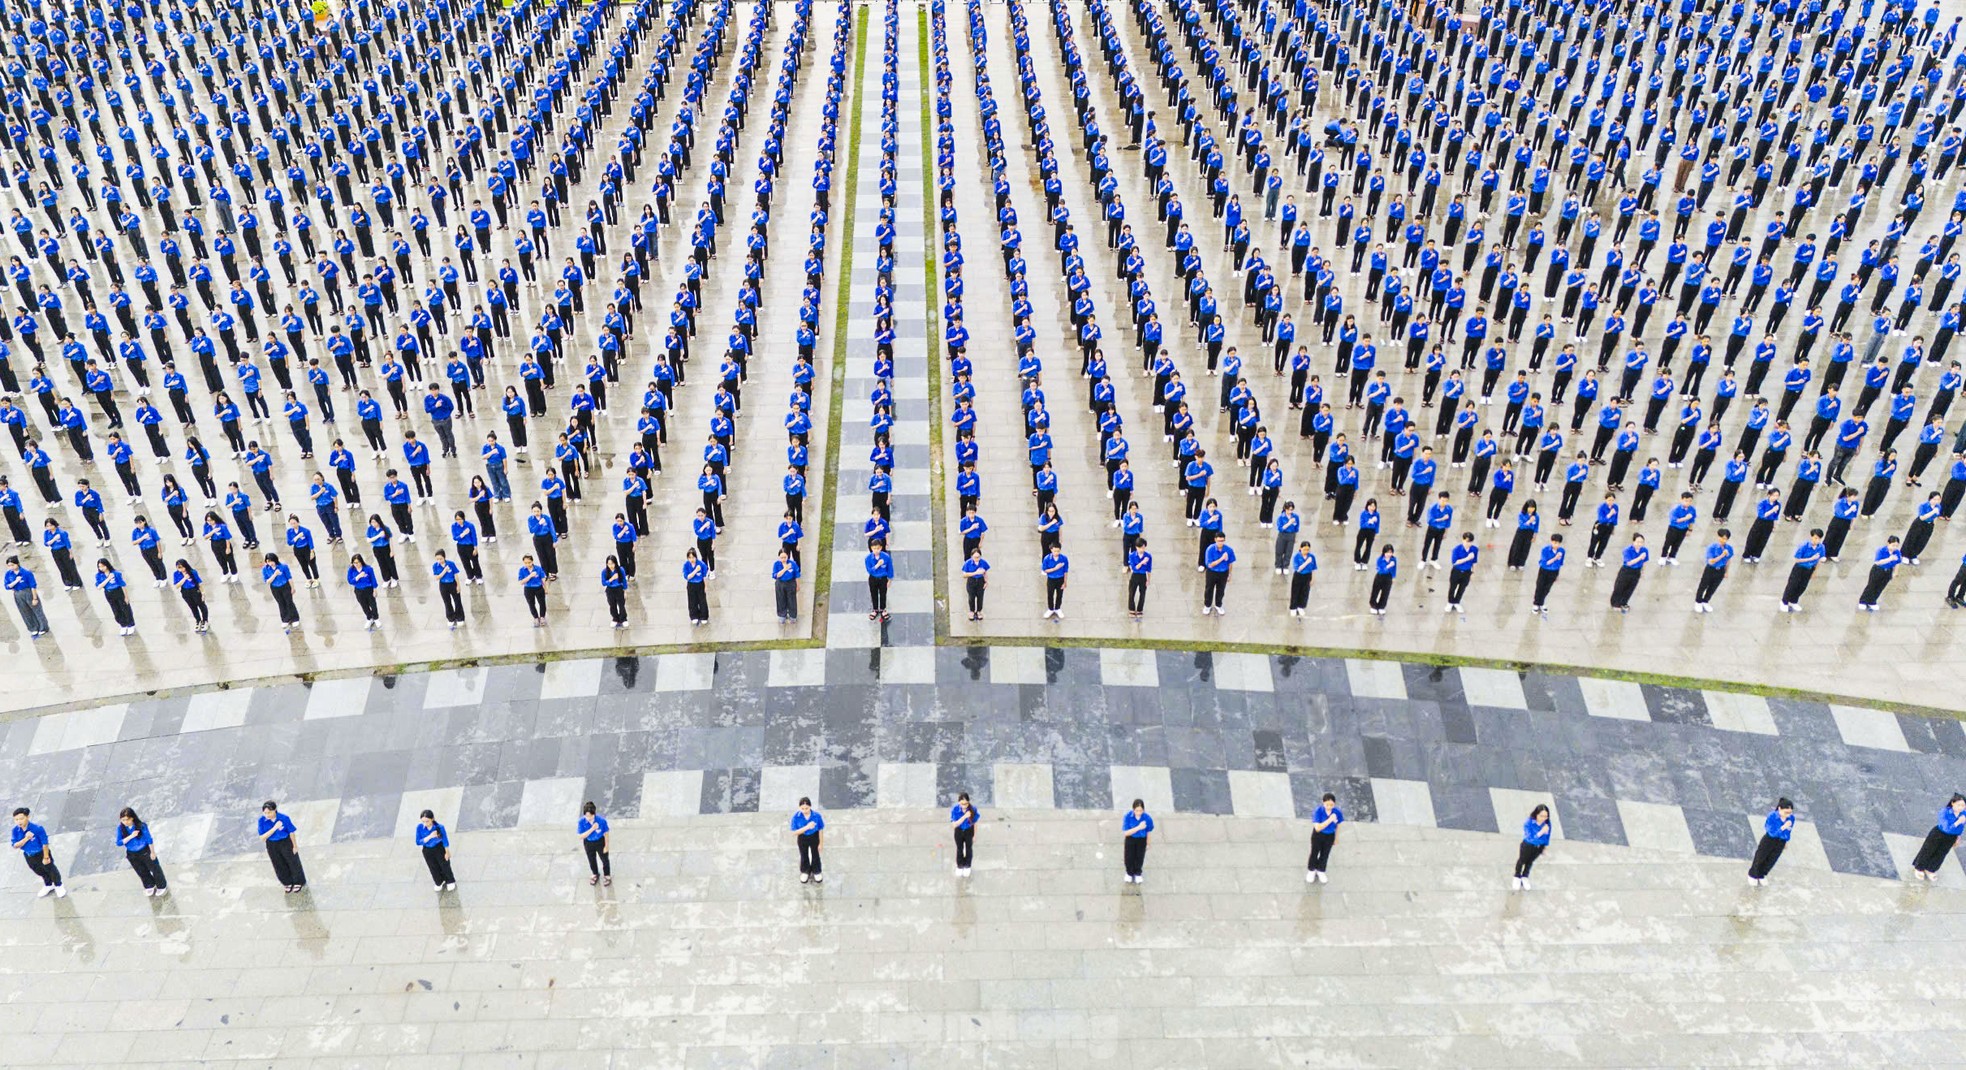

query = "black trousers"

[
  {"left": 23, "top": 852, "right": 61, "bottom": 887},
  {"left": 1046, "top": 577, "right": 1065, "bottom": 611},
  {"left": 1128, "top": 573, "right": 1148, "bottom": 612},
  {"left": 523, "top": 586, "right": 548, "bottom": 620},
  {"left": 605, "top": 586, "right": 627, "bottom": 624},
  {"left": 1123, "top": 835, "right": 1148, "bottom": 877},
  {"left": 583, "top": 839, "right": 611, "bottom": 876},
  {"left": 868, "top": 576, "right": 889, "bottom": 614},
  {"left": 1369, "top": 573, "right": 1393, "bottom": 610},
  {"left": 266, "top": 837, "right": 305, "bottom": 886},
  {"left": 1307, "top": 830, "right": 1336, "bottom": 873},
  {"left": 1695, "top": 565, "right": 1726, "bottom": 603},
  {"left": 953, "top": 827, "right": 974, "bottom": 868},
  {"left": 126, "top": 848, "right": 166, "bottom": 890},
  {"left": 422, "top": 845, "right": 456, "bottom": 885},
  {"left": 1289, "top": 572, "right": 1313, "bottom": 610},
  {"left": 1446, "top": 568, "right": 1472, "bottom": 604},
  {"left": 439, "top": 582, "right": 465, "bottom": 622},
  {"left": 1912, "top": 828, "right": 1960, "bottom": 874},
  {"left": 1513, "top": 842, "right": 1544, "bottom": 878},
  {"left": 797, "top": 832, "right": 822, "bottom": 875},
  {"left": 1609, "top": 565, "right": 1642, "bottom": 608},
  {"left": 1857, "top": 565, "right": 1893, "bottom": 606},
  {"left": 686, "top": 582, "right": 709, "bottom": 621},
  {"left": 1781, "top": 564, "right": 1814, "bottom": 605},
  {"left": 1202, "top": 570, "right": 1228, "bottom": 609},
  {"left": 965, "top": 576, "right": 985, "bottom": 614},
  {"left": 1748, "top": 834, "right": 1787, "bottom": 879},
  {"left": 777, "top": 579, "right": 800, "bottom": 619}
]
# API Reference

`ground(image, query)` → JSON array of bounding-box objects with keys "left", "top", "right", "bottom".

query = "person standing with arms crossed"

[
  {"left": 792, "top": 797, "right": 825, "bottom": 884},
  {"left": 1122, "top": 798, "right": 1155, "bottom": 884},
  {"left": 416, "top": 810, "right": 456, "bottom": 891},
  {"left": 1748, "top": 799, "right": 1796, "bottom": 886},
  {"left": 10, "top": 807, "right": 64, "bottom": 897},
  {"left": 1512, "top": 804, "right": 1552, "bottom": 890},
  {"left": 1305, "top": 792, "right": 1344, "bottom": 883},
  {"left": 116, "top": 807, "right": 167, "bottom": 896},
  {"left": 579, "top": 802, "right": 611, "bottom": 886},
  {"left": 950, "top": 793, "right": 978, "bottom": 877},
  {"left": 258, "top": 800, "right": 306, "bottom": 893}
]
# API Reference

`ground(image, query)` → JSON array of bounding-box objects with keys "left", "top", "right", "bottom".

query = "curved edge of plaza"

[
  {"left": 0, "top": 632, "right": 1953, "bottom": 723},
  {"left": 2, "top": 809, "right": 1963, "bottom": 1067}
]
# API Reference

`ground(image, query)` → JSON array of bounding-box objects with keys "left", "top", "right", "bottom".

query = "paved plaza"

[
  {"left": 8, "top": 0, "right": 1966, "bottom": 1063},
  {"left": 0, "top": 0, "right": 1964, "bottom": 712},
  {"left": 5, "top": 808, "right": 1966, "bottom": 1067}
]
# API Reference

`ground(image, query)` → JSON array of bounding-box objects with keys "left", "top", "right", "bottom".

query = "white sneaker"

[
  {"left": 800, "top": 873, "right": 810, "bottom": 884},
  {"left": 1306, "top": 870, "right": 1316, "bottom": 883},
  {"left": 36, "top": 886, "right": 53, "bottom": 898},
  {"left": 444, "top": 882, "right": 457, "bottom": 891},
  {"left": 52, "top": 885, "right": 66, "bottom": 898},
  {"left": 1520, "top": 878, "right": 1531, "bottom": 890}
]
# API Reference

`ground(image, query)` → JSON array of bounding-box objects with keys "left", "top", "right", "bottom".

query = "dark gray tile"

[
  {"left": 820, "top": 763, "right": 875, "bottom": 809},
  {"left": 1293, "top": 773, "right": 1374, "bottom": 822},
  {"left": 331, "top": 793, "right": 399, "bottom": 842},
  {"left": 457, "top": 781, "right": 522, "bottom": 832},
  {"left": 1252, "top": 730, "right": 1287, "bottom": 772},
  {"left": 1170, "top": 767, "right": 1232, "bottom": 814},
  {"left": 1643, "top": 685, "right": 1711, "bottom": 727},
  {"left": 1362, "top": 736, "right": 1396, "bottom": 779},
  {"left": 1431, "top": 786, "right": 1498, "bottom": 833},
  {"left": 1051, "top": 763, "right": 1111, "bottom": 810},
  {"left": 1684, "top": 806, "right": 1755, "bottom": 859},
  {"left": 1552, "top": 793, "right": 1625, "bottom": 846}
]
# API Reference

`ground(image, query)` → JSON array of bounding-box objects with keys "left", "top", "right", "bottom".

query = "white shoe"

[
  {"left": 36, "top": 886, "right": 53, "bottom": 898},
  {"left": 444, "top": 882, "right": 456, "bottom": 891},
  {"left": 800, "top": 873, "right": 809, "bottom": 883},
  {"left": 52, "top": 886, "right": 65, "bottom": 898},
  {"left": 1520, "top": 878, "right": 1531, "bottom": 890},
  {"left": 1306, "top": 870, "right": 1316, "bottom": 883}
]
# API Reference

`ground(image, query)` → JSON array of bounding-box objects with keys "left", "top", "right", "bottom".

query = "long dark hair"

[{"left": 118, "top": 806, "right": 146, "bottom": 832}]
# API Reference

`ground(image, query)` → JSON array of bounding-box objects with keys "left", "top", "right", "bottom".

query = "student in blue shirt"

[
  {"left": 257, "top": 800, "right": 306, "bottom": 892},
  {"left": 416, "top": 810, "right": 456, "bottom": 892},
  {"left": 950, "top": 793, "right": 979, "bottom": 877},
  {"left": 579, "top": 801, "right": 611, "bottom": 886},
  {"left": 1368, "top": 544, "right": 1398, "bottom": 617},
  {"left": 1747, "top": 798, "right": 1796, "bottom": 886},
  {"left": 116, "top": 807, "right": 167, "bottom": 896},
  {"left": 792, "top": 797, "right": 825, "bottom": 884},
  {"left": 1694, "top": 531, "right": 1735, "bottom": 613},
  {"left": 1911, "top": 794, "right": 1966, "bottom": 881},
  {"left": 11, "top": 807, "right": 64, "bottom": 897},
  {"left": 1512, "top": 805, "right": 1552, "bottom": 890},
  {"left": 1201, "top": 533, "right": 1236, "bottom": 615},
  {"left": 865, "top": 538, "right": 895, "bottom": 622},
  {"left": 682, "top": 548, "right": 710, "bottom": 626},
  {"left": 1121, "top": 799, "right": 1155, "bottom": 884},
  {"left": 773, "top": 550, "right": 802, "bottom": 623},
  {"left": 961, "top": 549, "right": 990, "bottom": 622},
  {"left": 1041, "top": 548, "right": 1070, "bottom": 619},
  {"left": 1780, "top": 530, "right": 1828, "bottom": 612},
  {"left": 1445, "top": 533, "right": 1479, "bottom": 613},
  {"left": 1609, "top": 535, "right": 1650, "bottom": 613},
  {"left": 1857, "top": 537, "right": 1903, "bottom": 611},
  {"left": 1306, "top": 792, "right": 1344, "bottom": 883},
  {"left": 601, "top": 556, "right": 629, "bottom": 629}
]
